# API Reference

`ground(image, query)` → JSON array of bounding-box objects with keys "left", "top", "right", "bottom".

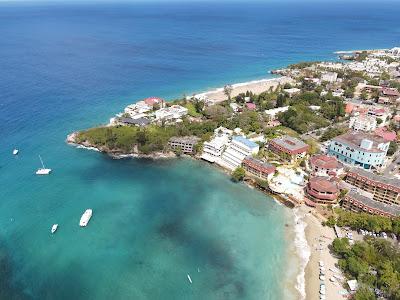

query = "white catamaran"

[{"left": 36, "top": 155, "right": 52, "bottom": 175}]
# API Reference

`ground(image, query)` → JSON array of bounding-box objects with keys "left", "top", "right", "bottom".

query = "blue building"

[{"left": 328, "top": 132, "right": 389, "bottom": 169}]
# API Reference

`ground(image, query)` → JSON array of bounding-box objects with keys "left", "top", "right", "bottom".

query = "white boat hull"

[
  {"left": 36, "top": 168, "right": 52, "bottom": 175},
  {"left": 51, "top": 224, "right": 58, "bottom": 234},
  {"left": 80, "top": 209, "right": 93, "bottom": 227}
]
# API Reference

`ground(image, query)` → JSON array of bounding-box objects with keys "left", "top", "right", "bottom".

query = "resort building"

[
  {"left": 218, "top": 136, "right": 259, "bottom": 170},
  {"left": 168, "top": 136, "right": 200, "bottom": 154},
  {"left": 328, "top": 132, "right": 389, "bottom": 169},
  {"left": 349, "top": 114, "right": 377, "bottom": 132},
  {"left": 201, "top": 135, "right": 230, "bottom": 163},
  {"left": 305, "top": 176, "right": 339, "bottom": 205},
  {"left": 242, "top": 156, "right": 276, "bottom": 180},
  {"left": 155, "top": 105, "right": 188, "bottom": 121},
  {"left": 268, "top": 135, "right": 309, "bottom": 161},
  {"left": 342, "top": 191, "right": 400, "bottom": 218},
  {"left": 309, "top": 154, "right": 343, "bottom": 177},
  {"left": 345, "top": 167, "right": 400, "bottom": 206},
  {"left": 144, "top": 97, "right": 164, "bottom": 107}
]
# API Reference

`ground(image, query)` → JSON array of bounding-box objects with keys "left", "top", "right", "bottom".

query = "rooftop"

[
  {"left": 310, "top": 154, "right": 341, "bottom": 170},
  {"left": 243, "top": 156, "right": 275, "bottom": 173},
  {"left": 347, "top": 191, "right": 400, "bottom": 217},
  {"left": 270, "top": 135, "right": 309, "bottom": 151},
  {"left": 333, "top": 132, "right": 387, "bottom": 152},
  {"left": 308, "top": 176, "right": 339, "bottom": 193},
  {"left": 374, "top": 127, "right": 397, "bottom": 142},
  {"left": 169, "top": 136, "right": 200, "bottom": 144},
  {"left": 348, "top": 167, "right": 400, "bottom": 188},
  {"left": 233, "top": 136, "right": 259, "bottom": 149}
]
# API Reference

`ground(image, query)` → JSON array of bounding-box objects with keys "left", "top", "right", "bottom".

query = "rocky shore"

[{"left": 66, "top": 132, "right": 177, "bottom": 160}]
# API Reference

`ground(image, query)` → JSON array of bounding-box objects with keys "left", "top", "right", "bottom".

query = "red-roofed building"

[
  {"left": 268, "top": 135, "right": 309, "bottom": 161},
  {"left": 309, "top": 154, "right": 343, "bottom": 177},
  {"left": 242, "top": 156, "right": 276, "bottom": 180},
  {"left": 374, "top": 127, "right": 397, "bottom": 142},
  {"left": 305, "top": 176, "right": 339, "bottom": 205},
  {"left": 144, "top": 97, "right": 164, "bottom": 107},
  {"left": 246, "top": 103, "right": 256, "bottom": 110}
]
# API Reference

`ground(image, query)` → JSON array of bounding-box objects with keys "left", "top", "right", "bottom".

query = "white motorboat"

[
  {"left": 13, "top": 149, "right": 19, "bottom": 155},
  {"left": 36, "top": 155, "right": 52, "bottom": 175},
  {"left": 187, "top": 274, "right": 192, "bottom": 284},
  {"left": 51, "top": 224, "right": 59, "bottom": 234},
  {"left": 79, "top": 209, "right": 93, "bottom": 227}
]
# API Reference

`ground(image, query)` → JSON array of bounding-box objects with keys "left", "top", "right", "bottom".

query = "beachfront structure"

[
  {"left": 264, "top": 106, "right": 289, "bottom": 121},
  {"left": 117, "top": 117, "right": 150, "bottom": 127},
  {"left": 305, "top": 176, "right": 339, "bottom": 205},
  {"left": 168, "top": 136, "right": 200, "bottom": 154},
  {"left": 345, "top": 167, "right": 400, "bottom": 206},
  {"left": 349, "top": 114, "right": 377, "bottom": 132},
  {"left": 309, "top": 154, "right": 343, "bottom": 177},
  {"left": 124, "top": 101, "right": 152, "bottom": 116},
  {"left": 321, "top": 72, "right": 338, "bottom": 83},
  {"left": 201, "top": 135, "right": 230, "bottom": 163},
  {"left": 328, "top": 132, "right": 389, "bottom": 169},
  {"left": 242, "top": 156, "right": 276, "bottom": 180},
  {"left": 342, "top": 191, "right": 400, "bottom": 218},
  {"left": 155, "top": 105, "right": 188, "bottom": 121},
  {"left": 268, "top": 135, "right": 309, "bottom": 161},
  {"left": 144, "top": 97, "right": 164, "bottom": 107},
  {"left": 218, "top": 136, "right": 259, "bottom": 170}
]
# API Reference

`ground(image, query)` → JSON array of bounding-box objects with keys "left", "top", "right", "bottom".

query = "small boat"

[
  {"left": 36, "top": 155, "right": 52, "bottom": 175},
  {"left": 13, "top": 149, "right": 19, "bottom": 155},
  {"left": 187, "top": 274, "right": 192, "bottom": 284},
  {"left": 51, "top": 224, "right": 59, "bottom": 234},
  {"left": 79, "top": 209, "right": 93, "bottom": 227}
]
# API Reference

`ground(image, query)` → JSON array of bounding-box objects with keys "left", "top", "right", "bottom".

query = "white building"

[
  {"left": 201, "top": 136, "right": 230, "bottom": 163},
  {"left": 214, "top": 126, "right": 233, "bottom": 138},
  {"left": 349, "top": 114, "right": 377, "bottom": 132},
  {"left": 265, "top": 106, "right": 289, "bottom": 121},
  {"left": 283, "top": 88, "right": 301, "bottom": 97},
  {"left": 321, "top": 72, "right": 338, "bottom": 83},
  {"left": 218, "top": 136, "right": 259, "bottom": 170},
  {"left": 124, "top": 101, "right": 152, "bottom": 117},
  {"left": 154, "top": 105, "right": 188, "bottom": 121}
]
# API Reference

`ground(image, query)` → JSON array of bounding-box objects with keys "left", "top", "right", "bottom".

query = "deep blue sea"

[{"left": 0, "top": 1, "right": 399, "bottom": 299}]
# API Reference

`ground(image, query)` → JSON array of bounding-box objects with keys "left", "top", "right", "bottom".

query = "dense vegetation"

[
  {"left": 324, "top": 209, "right": 400, "bottom": 235},
  {"left": 278, "top": 105, "right": 330, "bottom": 133},
  {"left": 332, "top": 237, "right": 400, "bottom": 299},
  {"left": 320, "top": 126, "right": 348, "bottom": 142},
  {"left": 231, "top": 167, "right": 246, "bottom": 182},
  {"left": 76, "top": 121, "right": 218, "bottom": 154}
]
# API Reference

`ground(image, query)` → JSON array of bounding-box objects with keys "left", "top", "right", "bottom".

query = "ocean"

[{"left": 0, "top": 1, "right": 399, "bottom": 299}]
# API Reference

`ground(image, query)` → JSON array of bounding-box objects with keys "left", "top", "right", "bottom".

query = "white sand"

[{"left": 194, "top": 76, "right": 293, "bottom": 102}]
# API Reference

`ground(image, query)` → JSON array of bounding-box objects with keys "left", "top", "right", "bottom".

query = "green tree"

[
  {"left": 224, "top": 84, "right": 233, "bottom": 101},
  {"left": 231, "top": 167, "right": 246, "bottom": 182}
]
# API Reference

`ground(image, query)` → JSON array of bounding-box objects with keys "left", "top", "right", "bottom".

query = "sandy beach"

[
  {"left": 296, "top": 206, "right": 347, "bottom": 300},
  {"left": 194, "top": 76, "right": 294, "bottom": 102}
]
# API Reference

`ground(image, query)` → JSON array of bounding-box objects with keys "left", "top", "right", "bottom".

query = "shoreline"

[
  {"left": 193, "top": 76, "right": 293, "bottom": 102},
  {"left": 67, "top": 72, "right": 335, "bottom": 300}
]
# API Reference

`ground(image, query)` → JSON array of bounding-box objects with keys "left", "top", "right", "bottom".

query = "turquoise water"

[{"left": 1, "top": 1, "right": 400, "bottom": 299}]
